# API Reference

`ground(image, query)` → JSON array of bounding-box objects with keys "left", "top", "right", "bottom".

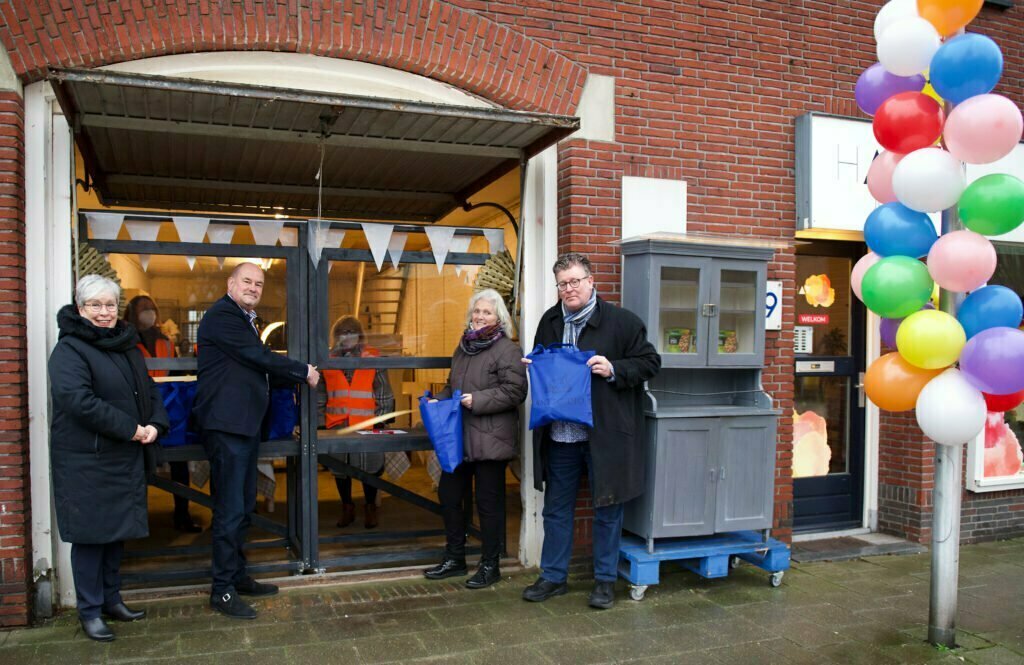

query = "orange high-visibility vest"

[
  {"left": 138, "top": 337, "right": 175, "bottom": 378},
  {"left": 323, "top": 347, "right": 379, "bottom": 429}
]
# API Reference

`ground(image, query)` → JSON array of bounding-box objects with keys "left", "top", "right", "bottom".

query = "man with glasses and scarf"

[{"left": 522, "top": 253, "right": 660, "bottom": 610}]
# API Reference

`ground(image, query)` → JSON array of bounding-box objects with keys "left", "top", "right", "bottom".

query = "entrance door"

[{"left": 793, "top": 245, "right": 867, "bottom": 532}]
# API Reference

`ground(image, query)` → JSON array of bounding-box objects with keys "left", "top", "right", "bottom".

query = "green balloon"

[
  {"left": 959, "top": 174, "right": 1024, "bottom": 237},
  {"left": 861, "top": 256, "right": 933, "bottom": 319}
]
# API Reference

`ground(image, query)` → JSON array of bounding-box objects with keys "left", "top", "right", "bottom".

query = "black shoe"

[
  {"left": 589, "top": 580, "right": 615, "bottom": 609},
  {"left": 173, "top": 516, "right": 202, "bottom": 533},
  {"left": 80, "top": 616, "right": 115, "bottom": 642},
  {"left": 102, "top": 602, "right": 146, "bottom": 622},
  {"left": 522, "top": 577, "right": 568, "bottom": 602},
  {"left": 210, "top": 591, "right": 257, "bottom": 620},
  {"left": 423, "top": 558, "right": 467, "bottom": 580},
  {"left": 465, "top": 560, "right": 501, "bottom": 589},
  {"left": 235, "top": 577, "right": 279, "bottom": 597}
]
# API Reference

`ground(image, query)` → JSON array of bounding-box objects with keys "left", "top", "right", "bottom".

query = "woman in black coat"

[{"left": 49, "top": 275, "right": 169, "bottom": 642}]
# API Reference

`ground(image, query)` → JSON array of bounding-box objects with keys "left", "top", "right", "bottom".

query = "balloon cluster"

[{"left": 854, "top": 0, "right": 1024, "bottom": 447}]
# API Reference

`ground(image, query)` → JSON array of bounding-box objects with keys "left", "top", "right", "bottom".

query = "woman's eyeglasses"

[{"left": 83, "top": 302, "right": 118, "bottom": 313}]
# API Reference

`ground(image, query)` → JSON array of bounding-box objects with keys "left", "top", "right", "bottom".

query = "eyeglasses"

[
  {"left": 83, "top": 302, "right": 118, "bottom": 313},
  {"left": 555, "top": 277, "right": 589, "bottom": 292}
]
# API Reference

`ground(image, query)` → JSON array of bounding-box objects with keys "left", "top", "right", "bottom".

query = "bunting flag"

[
  {"left": 362, "top": 223, "right": 394, "bottom": 272},
  {"left": 424, "top": 226, "right": 457, "bottom": 274},
  {"left": 307, "top": 219, "right": 328, "bottom": 266},
  {"left": 139, "top": 255, "right": 151, "bottom": 272},
  {"left": 450, "top": 235, "right": 472, "bottom": 276},
  {"left": 483, "top": 228, "right": 505, "bottom": 255},
  {"left": 207, "top": 223, "right": 236, "bottom": 245},
  {"left": 327, "top": 229, "right": 346, "bottom": 249},
  {"left": 124, "top": 220, "right": 160, "bottom": 243},
  {"left": 388, "top": 232, "right": 408, "bottom": 270},
  {"left": 186, "top": 256, "right": 196, "bottom": 271},
  {"left": 249, "top": 219, "right": 284, "bottom": 246},
  {"left": 279, "top": 227, "right": 298, "bottom": 247},
  {"left": 216, "top": 257, "right": 225, "bottom": 270},
  {"left": 172, "top": 216, "right": 210, "bottom": 245},
  {"left": 85, "top": 212, "right": 124, "bottom": 240}
]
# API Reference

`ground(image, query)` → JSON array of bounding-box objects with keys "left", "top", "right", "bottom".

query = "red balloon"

[
  {"left": 873, "top": 92, "right": 945, "bottom": 154},
  {"left": 983, "top": 389, "right": 1024, "bottom": 413}
]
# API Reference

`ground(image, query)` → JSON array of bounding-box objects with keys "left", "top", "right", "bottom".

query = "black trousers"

[
  {"left": 70, "top": 541, "right": 124, "bottom": 620},
  {"left": 204, "top": 429, "right": 260, "bottom": 595},
  {"left": 170, "top": 461, "right": 191, "bottom": 520},
  {"left": 438, "top": 460, "right": 507, "bottom": 563}
]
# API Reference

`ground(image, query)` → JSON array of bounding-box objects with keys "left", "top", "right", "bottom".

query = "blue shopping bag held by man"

[
  {"left": 419, "top": 390, "right": 464, "bottom": 473},
  {"left": 527, "top": 343, "right": 595, "bottom": 430}
]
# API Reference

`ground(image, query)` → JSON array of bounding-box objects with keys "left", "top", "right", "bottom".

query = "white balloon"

[
  {"left": 892, "top": 148, "right": 966, "bottom": 213},
  {"left": 874, "top": 0, "right": 919, "bottom": 43},
  {"left": 915, "top": 368, "right": 987, "bottom": 446},
  {"left": 877, "top": 17, "right": 941, "bottom": 77}
]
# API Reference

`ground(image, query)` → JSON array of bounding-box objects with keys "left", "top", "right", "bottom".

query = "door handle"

[
  {"left": 708, "top": 468, "right": 717, "bottom": 484},
  {"left": 856, "top": 371, "right": 865, "bottom": 408},
  {"left": 719, "top": 467, "right": 726, "bottom": 481},
  {"left": 701, "top": 303, "right": 718, "bottom": 317}
]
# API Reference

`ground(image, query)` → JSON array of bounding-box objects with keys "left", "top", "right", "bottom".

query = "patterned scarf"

[
  {"left": 561, "top": 288, "right": 598, "bottom": 345},
  {"left": 460, "top": 323, "right": 504, "bottom": 356}
]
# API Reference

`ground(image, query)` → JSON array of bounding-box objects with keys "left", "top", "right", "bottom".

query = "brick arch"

[{"left": 0, "top": 1, "right": 586, "bottom": 115}]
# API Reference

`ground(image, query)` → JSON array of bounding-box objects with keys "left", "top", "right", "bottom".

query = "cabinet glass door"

[
  {"left": 657, "top": 264, "right": 704, "bottom": 364},
  {"left": 708, "top": 262, "right": 765, "bottom": 366}
]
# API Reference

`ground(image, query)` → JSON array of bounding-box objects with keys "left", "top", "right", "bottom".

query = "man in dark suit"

[{"left": 194, "top": 262, "right": 319, "bottom": 619}]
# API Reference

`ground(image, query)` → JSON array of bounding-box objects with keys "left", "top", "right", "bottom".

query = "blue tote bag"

[
  {"left": 527, "top": 343, "right": 595, "bottom": 430},
  {"left": 266, "top": 387, "right": 299, "bottom": 440},
  {"left": 158, "top": 381, "right": 198, "bottom": 447},
  {"left": 418, "top": 390, "right": 464, "bottom": 473}
]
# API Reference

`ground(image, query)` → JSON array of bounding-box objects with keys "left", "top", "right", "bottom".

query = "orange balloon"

[
  {"left": 916, "top": 0, "right": 983, "bottom": 37},
  {"left": 864, "top": 352, "right": 944, "bottom": 412}
]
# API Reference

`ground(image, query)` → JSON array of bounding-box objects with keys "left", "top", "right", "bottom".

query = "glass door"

[
  {"left": 653, "top": 256, "right": 710, "bottom": 368},
  {"left": 707, "top": 261, "right": 766, "bottom": 367}
]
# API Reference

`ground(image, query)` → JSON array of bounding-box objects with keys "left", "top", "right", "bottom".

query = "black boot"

[
  {"left": 80, "top": 616, "right": 115, "bottom": 642},
  {"left": 464, "top": 559, "right": 501, "bottom": 589},
  {"left": 102, "top": 601, "right": 146, "bottom": 621},
  {"left": 423, "top": 558, "right": 467, "bottom": 580}
]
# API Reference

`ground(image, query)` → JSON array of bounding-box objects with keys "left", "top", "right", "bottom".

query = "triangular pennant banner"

[
  {"left": 249, "top": 219, "right": 284, "bottom": 246},
  {"left": 173, "top": 216, "right": 210, "bottom": 244},
  {"left": 327, "top": 229, "right": 346, "bottom": 249},
  {"left": 207, "top": 223, "right": 236, "bottom": 245},
  {"left": 86, "top": 212, "right": 124, "bottom": 240},
  {"left": 216, "top": 257, "right": 225, "bottom": 270},
  {"left": 186, "top": 256, "right": 196, "bottom": 271},
  {"left": 139, "top": 254, "right": 151, "bottom": 272},
  {"left": 124, "top": 220, "right": 160, "bottom": 243},
  {"left": 279, "top": 227, "right": 298, "bottom": 247},
  {"left": 483, "top": 228, "right": 505, "bottom": 255},
  {"left": 306, "top": 219, "right": 332, "bottom": 267},
  {"left": 424, "top": 226, "right": 457, "bottom": 274},
  {"left": 362, "top": 223, "right": 394, "bottom": 272},
  {"left": 450, "top": 236, "right": 472, "bottom": 276},
  {"left": 388, "top": 232, "right": 408, "bottom": 270}
]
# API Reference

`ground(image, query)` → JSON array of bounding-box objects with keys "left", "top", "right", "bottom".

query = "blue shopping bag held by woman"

[
  {"left": 527, "top": 343, "right": 595, "bottom": 429},
  {"left": 418, "top": 390, "right": 464, "bottom": 473},
  {"left": 158, "top": 381, "right": 198, "bottom": 447}
]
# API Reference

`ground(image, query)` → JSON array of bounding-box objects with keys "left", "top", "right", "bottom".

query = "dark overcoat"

[
  {"left": 48, "top": 306, "right": 169, "bottom": 544},
  {"left": 531, "top": 298, "right": 660, "bottom": 507}
]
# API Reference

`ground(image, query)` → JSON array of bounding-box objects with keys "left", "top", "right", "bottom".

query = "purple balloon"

[
  {"left": 855, "top": 64, "right": 927, "bottom": 116},
  {"left": 879, "top": 302, "right": 934, "bottom": 349},
  {"left": 959, "top": 327, "right": 1024, "bottom": 395}
]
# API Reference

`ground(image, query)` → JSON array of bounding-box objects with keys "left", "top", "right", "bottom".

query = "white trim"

[
  {"left": 863, "top": 309, "right": 881, "bottom": 531},
  {"left": 792, "top": 526, "right": 871, "bottom": 543},
  {"left": 966, "top": 431, "right": 1024, "bottom": 492}
]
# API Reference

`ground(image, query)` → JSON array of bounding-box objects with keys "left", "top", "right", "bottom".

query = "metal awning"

[{"left": 49, "top": 68, "right": 579, "bottom": 223}]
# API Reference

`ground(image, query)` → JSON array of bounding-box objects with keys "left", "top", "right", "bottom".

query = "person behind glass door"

[
  {"left": 48, "top": 275, "right": 170, "bottom": 641},
  {"left": 317, "top": 316, "right": 395, "bottom": 529},
  {"left": 423, "top": 289, "right": 527, "bottom": 588},
  {"left": 124, "top": 295, "right": 200, "bottom": 533}
]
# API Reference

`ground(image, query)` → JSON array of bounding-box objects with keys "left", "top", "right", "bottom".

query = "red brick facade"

[{"left": 0, "top": 0, "right": 1021, "bottom": 625}]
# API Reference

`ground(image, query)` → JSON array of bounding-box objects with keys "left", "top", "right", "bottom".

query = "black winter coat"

[
  {"left": 48, "top": 306, "right": 169, "bottom": 544},
  {"left": 531, "top": 298, "right": 660, "bottom": 507}
]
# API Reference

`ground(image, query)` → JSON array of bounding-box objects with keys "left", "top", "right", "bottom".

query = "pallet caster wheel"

[
  {"left": 768, "top": 571, "right": 784, "bottom": 588},
  {"left": 629, "top": 585, "right": 648, "bottom": 601},
  {"left": 729, "top": 555, "right": 741, "bottom": 569}
]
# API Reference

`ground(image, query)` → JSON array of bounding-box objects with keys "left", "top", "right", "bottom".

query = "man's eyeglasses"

[
  {"left": 83, "top": 302, "right": 118, "bottom": 313},
  {"left": 556, "top": 277, "right": 589, "bottom": 292}
]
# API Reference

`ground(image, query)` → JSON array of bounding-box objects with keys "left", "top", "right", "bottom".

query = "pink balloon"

[
  {"left": 927, "top": 230, "right": 996, "bottom": 292},
  {"left": 867, "top": 150, "right": 906, "bottom": 204},
  {"left": 944, "top": 94, "right": 1024, "bottom": 165},
  {"left": 852, "top": 252, "right": 882, "bottom": 301}
]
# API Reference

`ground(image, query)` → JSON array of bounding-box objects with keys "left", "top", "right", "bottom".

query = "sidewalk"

[{"left": 1, "top": 537, "right": 1022, "bottom": 664}]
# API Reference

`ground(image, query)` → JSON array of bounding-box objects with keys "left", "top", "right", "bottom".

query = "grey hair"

[
  {"left": 552, "top": 253, "right": 592, "bottom": 276},
  {"left": 466, "top": 289, "right": 513, "bottom": 335},
  {"left": 75, "top": 274, "right": 121, "bottom": 307}
]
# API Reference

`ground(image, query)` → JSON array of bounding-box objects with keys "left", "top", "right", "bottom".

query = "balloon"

[
  {"left": 959, "top": 174, "right": 1024, "bottom": 236},
  {"left": 861, "top": 256, "right": 934, "bottom": 318},
  {"left": 929, "top": 33, "right": 1003, "bottom": 105},
  {"left": 855, "top": 64, "right": 926, "bottom": 116},
  {"left": 960, "top": 327, "right": 1024, "bottom": 395},
  {"left": 983, "top": 389, "right": 1024, "bottom": 413},
  {"left": 891, "top": 148, "right": 965, "bottom": 213},
  {"left": 866, "top": 151, "right": 906, "bottom": 204},
  {"left": 943, "top": 94, "right": 1024, "bottom": 165},
  {"left": 864, "top": 202, "right": 937, "bottom": 257},
  {"left": 874, "top": 0, "right": 919, "bottom": 42},
  {"left": 957, "top": 285, "right": 1023, "bottom": 339},
  {"left": 865, "top": 352, "right": 944, "bottom": 411},
  {"left": 921, "top": 82, "right": 943, "bottom": 105},
  {"left": 926, "top": 230, "right": 996, "bottom": 292},
  {"left": 917, "top": 0, "right": 984, "bottom": 37},
  {"left": 896, "top": 309, "right": 966, "bottom": 369},
  {"left": 873, "top": 92, "right": 944, "bottom": 154},
  {"left": 851, "top": 252, "right": 881, "bottom": 301},
  {"left": 877, "top": 17, "right": 941, "bottom": 77},
  {"left": 881, "top": 302, "right": 935, "bottom": 348},
  {"left": 915, "top": 368, "right": 987, "bottom": 446}
]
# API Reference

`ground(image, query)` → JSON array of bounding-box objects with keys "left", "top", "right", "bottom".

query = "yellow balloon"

[
  {"left": 930, "top": 282, "right": 941, "bottom": 308},
  {"left": 922, "top": 82, "right": 943, "bottom": 105},
  {"left": 896, "top": 309, "right": 965, "bottom": 369}
]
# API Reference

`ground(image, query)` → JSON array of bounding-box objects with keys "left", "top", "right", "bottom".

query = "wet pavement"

[{"left": 1, "top": 536, "right": 1022, "bottom": 664}]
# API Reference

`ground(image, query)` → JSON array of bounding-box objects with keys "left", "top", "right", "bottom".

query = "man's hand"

[
  {"left": 460, "top": 393, "right": 473, "bottom": 409},
  {"left": 132, "top": 424, "right": 146, "bottom": 442},
  {"left": 140, "top": 425, "right": 159, "bottom": 445},
  {"left": 306, "top": 364, "right": 320, "bottom": 388},
  {"left": 587, "top": 355, "right": 614, "bottom": 378}
]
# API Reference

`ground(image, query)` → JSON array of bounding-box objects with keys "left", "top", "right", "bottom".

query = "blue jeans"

[
  {"left": 204, "top": 429, "right": 260, "bottom": 595},
  {"left": 539, "top": 440, "right": 624, "bottom": 583}
]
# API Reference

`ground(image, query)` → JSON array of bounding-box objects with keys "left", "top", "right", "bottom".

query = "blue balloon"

[
  {"left": 930, "top": 33, "right": 1003, "bottom": 106},
  {"left": 864, "top": 203, "right": 938, "bottom": 258},
  {"left": 957, "top": 285, "right": 1023, "bottom": 340}
]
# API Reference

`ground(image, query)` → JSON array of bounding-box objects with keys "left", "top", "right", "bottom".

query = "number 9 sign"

[{"left": 766, "top": 281, "right": 783, "bottom": 330}]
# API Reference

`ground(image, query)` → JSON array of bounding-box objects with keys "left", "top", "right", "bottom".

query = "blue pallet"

[{"left": 618, "top": 531, "right": 790, "bottom": 588}]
